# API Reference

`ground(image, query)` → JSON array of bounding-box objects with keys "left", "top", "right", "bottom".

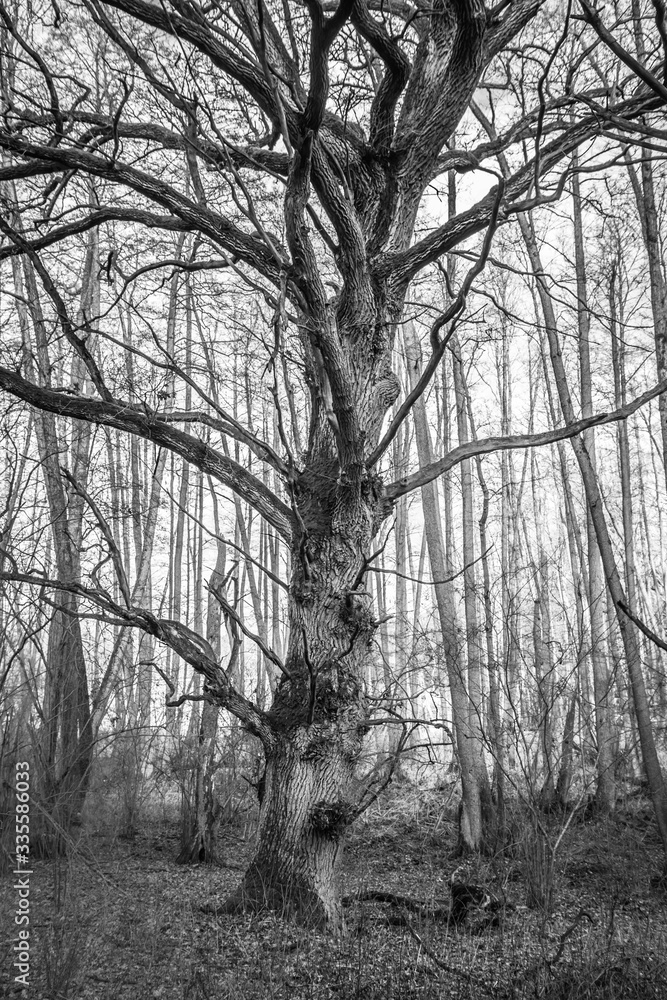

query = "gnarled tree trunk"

[
  {"left": 223, "top": 475, "right": 382, "bottom": 924},
  {"left": 225, "top": 738, "right": 352, "bottom": 925}
]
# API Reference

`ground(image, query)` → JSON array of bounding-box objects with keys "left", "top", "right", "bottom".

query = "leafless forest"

[{"left": 1, "top": 0, "right": 667, "bottom": 996}]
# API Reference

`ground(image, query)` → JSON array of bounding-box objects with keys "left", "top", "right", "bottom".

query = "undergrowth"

[{"left": 1, "top": 784, "right": 666, "bottom": 999}]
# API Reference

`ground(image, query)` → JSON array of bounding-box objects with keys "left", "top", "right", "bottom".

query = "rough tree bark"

[{"left": 2, "top": 0, "right": 665, "bottom": 922}]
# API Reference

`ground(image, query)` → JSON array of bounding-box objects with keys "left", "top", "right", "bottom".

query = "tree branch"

[
  {"left": 208, "top": 581, "right": 290, "bottom": 679},
  {"left": 0, "top": 568, "right": 273, "bottom": 740},
  {"left": 0, "top": 368, "right": 293, "bottom": 539},
  {"left": 617, "top": 601, "right": 667, "bottom": 654},
  {"left": 380, "top": 91, "right": 658, "bottom": 283},
  {"left": 485, "top": 0, "right": 547, "bottom": 60},
  {"left": 99, "top": 0, "right": 276, "bottom": 117},
  {"left": 0, "top": 133, "right": 288, "bottom": 288},
  {"left": 368, "top": 176, "right": 504, "bottom": 466},
  {"left": 0, "top": 207, "right": 194, "bottom": 261},
  {"left": 578, "top": 0, "right": 667, "bottom": 103},
  {"left": 351, "top": 0, "right": 410, "bottom": 153},
  {"left": 0, "top": 217, "right": 115, "bottom": 402},
  {"left": 385, "top": 378, "right": 667, "bottom": 498},
  {"left": 61, "top": 468, "right": 132, "bottom": 609}
]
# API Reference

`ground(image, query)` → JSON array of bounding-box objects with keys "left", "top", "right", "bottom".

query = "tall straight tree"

[
  {"left": 7, "top": 221, "right": 98, "bottom": 853},
  {"left": 571, "top": 163, "right": 616, "bottom": 813},
  {"left": 1, "top": 0, "right": 667, "bottom": 924}
]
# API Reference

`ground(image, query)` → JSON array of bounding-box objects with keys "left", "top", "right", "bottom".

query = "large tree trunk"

[
  {"left": 220, "top": 458, "right": 379, "bottom": 925},
  {"left": 225, "top": 736, "right": 352, "bottom": 926}
]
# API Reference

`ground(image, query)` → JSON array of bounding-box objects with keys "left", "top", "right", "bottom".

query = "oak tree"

[{"left": 1, "top": 0, "right": 665, "bottom": 925}]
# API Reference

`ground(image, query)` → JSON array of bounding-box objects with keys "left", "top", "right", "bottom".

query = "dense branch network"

[{"left": 1, "top": 0, "right": 665, "bottom": 730}]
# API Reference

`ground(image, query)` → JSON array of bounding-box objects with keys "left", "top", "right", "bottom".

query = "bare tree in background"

[{"left": 1, "top": 0, "right": 666, "bottom": 926}]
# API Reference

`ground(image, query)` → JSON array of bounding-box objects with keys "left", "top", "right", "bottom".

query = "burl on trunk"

[{"left": 222, "top": 466, "right": 384, "bottom": 927}]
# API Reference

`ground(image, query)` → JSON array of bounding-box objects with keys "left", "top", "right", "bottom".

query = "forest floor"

[{"left": 2, "top": 785, "right": 667, "bottom": 1000}]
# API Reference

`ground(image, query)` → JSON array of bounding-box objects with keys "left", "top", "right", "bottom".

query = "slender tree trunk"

[
  {"left": 393, "top": 418, "right": 411, "bottom": 693},
  {"left": 404, "top": 321, "right": 492, "bottom": 852},
  {"left": 519, "top": 212, "right": 667, "bottom": 851},
  {"left": 466, "top": 390, "right": 506, "bottom": 837},
  {"left": 451, "top": 336, "right": 493, "bottom": 812},
  {"left": 625, "top": 8, "right": 667, "bottom": 492},
  {"left": 556, "top": 689, "right": 578, "bottom": 807},
  {"left": 10, "top": 245, "right": 93, "bottom": 854},
  {"left": 572, "top": 167, "right": 616, "bottom": 813},
  {"left": 498, "top": 324, "right": 521, "bottom": 758},
  {"left": 177, "top": 508, "right": 228, "bottom": 864},
  {"left": 451, "top": 338, "right": 484, "bottom": 737},
  {"left": 530, "top": 450, "right": 557, "bottom": 810}
]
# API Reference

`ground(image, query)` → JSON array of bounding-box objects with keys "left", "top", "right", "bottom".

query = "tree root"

[
  {"left": 344, "top": 883, "right": 513, "bottom": 928},
  {"left": 343, "top": 890, "right": 451, "bottom": 921},
  {"left": 200, "top": 874, "right": 342, "bottom": 928}
]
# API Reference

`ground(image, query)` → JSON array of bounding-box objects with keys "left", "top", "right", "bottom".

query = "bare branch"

[
  {"left": 61, "top": 469, "right": 132, "bottom": 609},
  {"left": 208, "top": 580, "right": 290, "bottom": 679},
  {"left": 485, "top": 0, "right": 547, "bottom": 60},
  {"left": 0, "top": 568, "right": 273, "bottom": 740},
  {"left": 0, "top": 367, "right": 294, "bottom": 539},
  {"left": 0, "top": 133, "right": 288, "bottom": 288},
  {"left": 368, "top": 175, "right": 504, "bottom": 466},
  {"left": 0, "top": 217, "right": 115, "bottom": 402},
  {"left": 385, "top": 378, "right": 667, "bottom": 498},
  {"left": 0, "top": 208, "right": 193, "bottom": 261},
  {"left": 381, "top": 93, "right": 658, "bottom": 284},
  {"left": 99, "top": 0, "right": 277, "bottom": 117},
  {"left": 618, "top": 601, "right": 667, "bottom": 654},
  {"left": 578, "top": 0, "right": 667, "bottom": 103},
  {"left": 351, "top": 0, "right": 410, "bottom": 153}
]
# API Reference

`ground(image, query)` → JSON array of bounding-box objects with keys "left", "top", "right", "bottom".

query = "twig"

[
  {"left": 368, "top": 546, "right": 492, "bottom": 586},
  {"left": 151, "top": 661, "right": 208, "bottom": 708},
  {"left": 402, "top": 914, "right": 491, "bottom": 989},
  {"left": 617, "top": 600, "right": 667, "bottom": 653},
  {"left": 61, "top": 468, "right": 131, "bottom": 608},
  {"left": 208, "top": 582, "right": 290, "bottom": 678}
]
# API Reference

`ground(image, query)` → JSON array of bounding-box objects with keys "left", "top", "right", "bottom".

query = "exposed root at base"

[
  {"left": 200, "top": 877, "right": 343, "bottom": 930},
  {"left": 344, "top": 883, "right": 514, "bottom": 928}
]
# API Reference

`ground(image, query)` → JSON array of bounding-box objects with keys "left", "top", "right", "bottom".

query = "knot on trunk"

[
  {"left": 273, "top": 665, "right": 363, "bottom": 727},
  {"left": 310, "top": 799, "right": 355, "bottom": 838},
  {"left": 341, "top": 594, "right": 375, "bottom": 635},
  {"left": 373, "top": 366, "right": 400, "bottom": 407}
]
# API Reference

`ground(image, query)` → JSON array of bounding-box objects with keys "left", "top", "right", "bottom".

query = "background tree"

[{"left": 1, "top": 0, "right": 667, "bottom": 926}]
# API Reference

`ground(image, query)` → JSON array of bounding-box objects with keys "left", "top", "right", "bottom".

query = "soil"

[{"left": 2, "top": 793, "right": 667, "bottom": 1000}]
